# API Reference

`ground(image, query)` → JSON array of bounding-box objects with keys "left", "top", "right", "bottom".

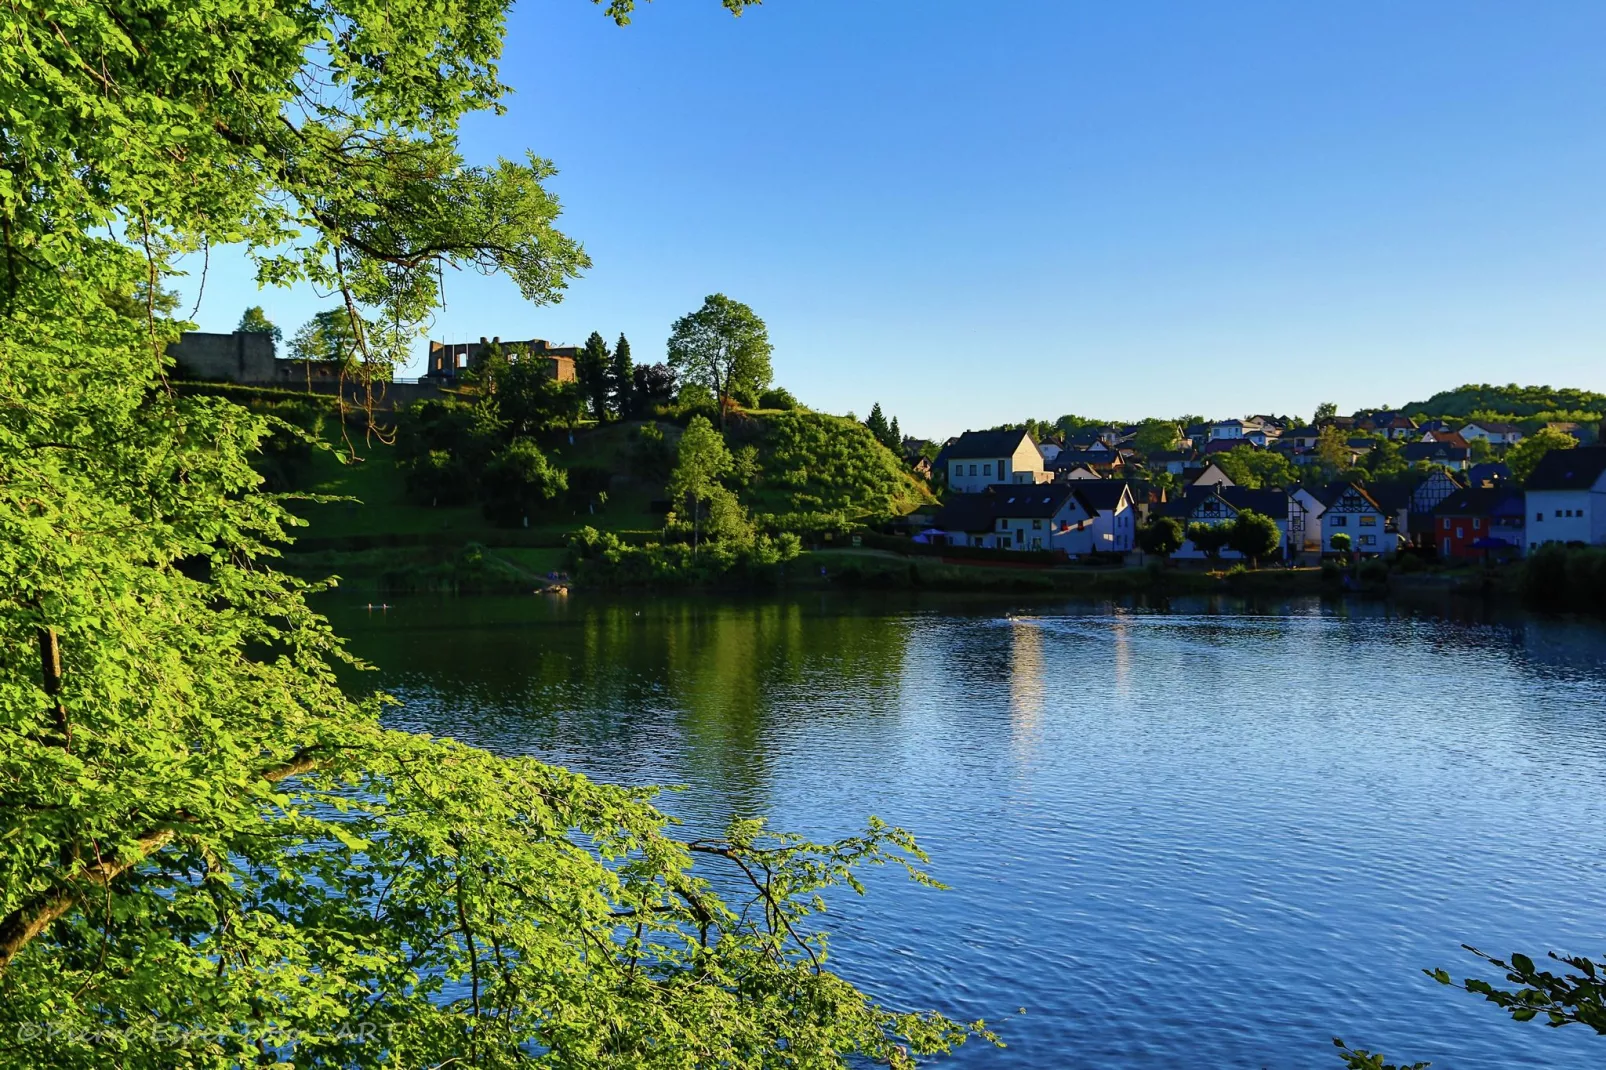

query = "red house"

[{"left": 1432, "top": 487, "right": 1525, "bottom": 560}]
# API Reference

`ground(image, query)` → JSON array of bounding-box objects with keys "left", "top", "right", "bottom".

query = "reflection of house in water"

[{"left": 1008, "top": 618, "right": 1046, "bottom": 744}]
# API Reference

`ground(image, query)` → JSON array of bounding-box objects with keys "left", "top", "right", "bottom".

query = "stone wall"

[{"left": 168, "top": 331, "right": 279, "bottom": 381}]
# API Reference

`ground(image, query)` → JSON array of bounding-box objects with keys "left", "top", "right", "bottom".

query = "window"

[
  {"left": 1360, "top": 515, "right": 1377, "bottom": 527},
  {"left": 983, "top": 463, "right": 992, "bottom": 476},
  {"left": 1014, "top": 529, "right": 1023, "bottom": 545},
  {"left": 953, "top": 465, "right": 964, "bottom": 480},
  {"left": 1556, "top": 510, "right": 1562, "bottom": 517},
  {"left": 1330, "top": 515, "right": 1347, "bottom": 527},
  {"left": 1455, "top": 527, "right": 1463, "bottom": 539},
  {"left": 997, "top": 518, "right": 1007, "bottom": 531},
  {"left": 1536, "top": 512, "right": 1544, "bottom": 522},
  {"left": 1442, "top": 518, "right": 1451, "bottom": 530},
  {"left": 1473, "top": 518, "right": 1481, "bottom": 529},
  {"left": 1361, "top": 534, "right": 1376, "bottom": 546},
  {"left": 1031, "top": 538, "right": 1041, "bottom": 549},
  {"left": 1032, "top": 519, "right": 1042, "bottom": 530}
]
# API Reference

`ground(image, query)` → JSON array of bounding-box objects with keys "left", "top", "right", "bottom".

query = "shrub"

[
  {"left": 758, "top": 387, "right": 799, "bottom": 411},
  {"left": 481, "top": 439, "right": 568, "bottom": 527}
]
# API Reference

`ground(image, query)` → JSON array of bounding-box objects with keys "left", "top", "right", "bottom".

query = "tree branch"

[{"left": 0, "top": 747, "right": 328, "bottom": 976}]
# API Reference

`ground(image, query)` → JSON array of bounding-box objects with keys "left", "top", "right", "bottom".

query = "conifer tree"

[
  {"left": 610, "top": 333, "right": 635, "bottom": 418},
  {"left": 865, "top": 403, "right": 891, "bottom": 448},
  {"left": 889, "top": 414, "right": 902, "bottom": 451},
  {"left": 576, "top": 331, "right": 612, "bottom": 420}
]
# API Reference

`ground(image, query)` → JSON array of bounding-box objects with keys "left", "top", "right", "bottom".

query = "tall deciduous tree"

[
  {"left": 610, "top": 333, "right": 635, "bottom": 418},
  {"left": 666, "top": 293, "right": 773, "bottom": 430},
  {"left": 1227, "top": 509, "right": 1282, "bottom": 567},
  {"left": 1314, "top": 401, "right": 1338, "bottom": 424},
  {"left": 668, "top": 415, "right": 736, "bottom": 552},
  {"left": 0, "top": 2, "right": 979, "bottom": 1067},
  {"left": 236, "top": 305, "right": 283, "bottom": 342}
]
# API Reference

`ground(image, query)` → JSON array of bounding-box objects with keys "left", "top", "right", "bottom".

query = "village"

[{"left": 922, "top": 413, "right": 1606, "bottom": 563}]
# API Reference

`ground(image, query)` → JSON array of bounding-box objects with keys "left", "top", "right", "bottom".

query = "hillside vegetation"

[
  {"left": 1403, "top": 383, "right": 1606, "bottom": 424},
  {"left": 734, "top": 410, "right": 934, "bottom": 528}
]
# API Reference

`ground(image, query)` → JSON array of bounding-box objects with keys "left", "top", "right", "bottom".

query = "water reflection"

[{"left": 325, "top": 593, "right": 1606, "bottom": 1070}]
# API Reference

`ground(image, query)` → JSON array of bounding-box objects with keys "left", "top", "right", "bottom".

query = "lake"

[{"left": 324, "top": 592, "right": 1606, "bottom": 1069}]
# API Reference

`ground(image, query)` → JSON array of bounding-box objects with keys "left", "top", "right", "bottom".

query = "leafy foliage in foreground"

[{"left": 0, "top": 0, "right": 986, "bottom": 1065}]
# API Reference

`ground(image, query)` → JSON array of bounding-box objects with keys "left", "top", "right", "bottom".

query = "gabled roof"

[
  {"left": 1051, "top": 449, "right": 1120, "bottom": 469},
  {"left": 1073, "top": 481, "right": 1134, "bottom": 514},
  {"left": 934, "top": 493, "right": 996, "bottom": 533},
  {"left": 1318, "top": 481, "right": 1383, "bottom": 510},
  {"left": 1217, "top": 486, "right": 1291, "bottom": 518},
  {"left": 991, "top": 484, "right": 1078, "bottom": 519},
  {"left": 1525, "top": 445, "right": 1606, "bottom": 491},
  {"left": 1467, "top": 462, "right": 1511, "bottom": 486},
  {"left": 1401, "top": 442, "right": 1470, "bottom": 463},
  {"left": 1283, "top": 425, "right": 1319, "bottom": 437},
  {"left": 1463, "top": 420, "right": 1523, "bottom": 434},
  {"left": 1434, "top": 487, "right": 1521, "bottom": 518},
  {"left": 945, "top": 428, "right": 1034, "bottom": 460}
]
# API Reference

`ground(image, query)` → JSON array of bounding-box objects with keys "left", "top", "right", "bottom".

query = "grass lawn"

[{"left": 293, "top": 424, "right": 667, "bottom": 544}]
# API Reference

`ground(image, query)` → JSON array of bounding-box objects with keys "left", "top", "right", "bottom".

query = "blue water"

[{"left": 329, "top": 594, "right": 1606, "bottom": 1068}]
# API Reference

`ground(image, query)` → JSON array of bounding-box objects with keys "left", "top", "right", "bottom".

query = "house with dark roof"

[
  {"left": 1319, "top": 483, "right": 1392, "bottom": 555},
  {"left": 1401, "top": 442, "right": 1471, "bottom": 471},
  {"left": 1525, "top": 446, "right": 1606, "bottom": 549},
  {"left": 1159, "top": 485, "right": 1298, "bottom": 560},
  {"left": 1403, "top": 469, "right": 1466, "bottom": 546},
  {"left": 1067, "top": 481, "right": 1138, "bottom": 554},
  {"left": 1433, "top": 487, "right": 1525, "bottom": 560},
  {"left": 1145, "top": 449, "right": 1195, "bottom": 477},
  {"left": 942, "top": 429, "right": 1050, "bottom": 493},
  {"left": 1460, "top": 420, "right": 1525, "bottom": 446},
  {"left": 1051, "top": 449, "right": 1124, "bottom": 476},
  {"left": 1466, "top": 462, "right": 1511, "bottom": 488}
]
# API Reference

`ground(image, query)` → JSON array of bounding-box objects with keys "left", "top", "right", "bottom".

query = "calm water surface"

[{"left": 325, "top": 593, "right": 1606, "bottom": 1069}]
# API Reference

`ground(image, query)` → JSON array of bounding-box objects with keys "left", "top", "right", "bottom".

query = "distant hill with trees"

[{"left": 1402, "top": 383, "right": 1606, "bottom": 425}]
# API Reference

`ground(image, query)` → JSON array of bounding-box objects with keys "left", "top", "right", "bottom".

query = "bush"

[
  {"left": 1522, "top": 544, "right": 1606, "bottom": 612},
  {"left": 481, "top": 439, "right": 569, "bottom": 527},
  {"left": 1358, "top": 559, "right": 1390, "bottom": 587},
  {"left": 567, "top": 526, "right": 802, "bottom": 587},
  {"left": 758, "top": 387, "right": 799, "bottom": 411}
]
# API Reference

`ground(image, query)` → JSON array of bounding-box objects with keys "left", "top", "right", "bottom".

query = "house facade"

[
  {"left": 1460, "top": 421, "right": 1524, "bottom": 446},
  {"left": 1320, "top": 483, "right": 1391, "bottom": 555},
  {"left": 1064, "top": 482, "right": 1138, "bottom": 555},
  {"left": 1433, "top": 488, "right": 1525, "bottom": 559},
  {"left": 1524, "top": 446, "right": 1606, "bottom": 550},
  {"left": 944, "top": 429, "right": 1051, "bottom": 493}
]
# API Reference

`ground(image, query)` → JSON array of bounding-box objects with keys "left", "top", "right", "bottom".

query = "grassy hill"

[{"left": 735, "top": 410, "right": 934, "bottom": 525}]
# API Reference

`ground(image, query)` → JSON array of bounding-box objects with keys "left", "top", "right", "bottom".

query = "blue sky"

[{"left": 177, "top": 0, "right": 1606, "bottom": 440}]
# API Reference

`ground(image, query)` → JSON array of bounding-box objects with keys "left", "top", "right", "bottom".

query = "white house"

[
  {"left": 1460, "top": 421, "right": 1525, "bottom": 446},
  {"left": 1320, "top": 483, "right": 1391, "bottom": 555},
  {"left": 1062, "top": 481, "right": 1137, "bottom": 555},
  {"left": 1290, "top": 486, "right": 1327, "bottom": 554},
  {"left": 944, "top": 429, "right": 1051, "bottom": 493},
  {"left": 991, "top": 484, "right": 1089, "bottom": 551},
  {"left": 1525, "top": 446, "right": 1606, "bottom": 550},
  {"left": 1037, "top": 441, "right": 1062, "bottom": 464},
  {"left": 1210, "top": 419, "right": 1246, "bottom": 442}
]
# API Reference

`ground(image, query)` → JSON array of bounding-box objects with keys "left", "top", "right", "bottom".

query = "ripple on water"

[{"left": 332, "top": 596, "right": 1606, "bottom": 1069}]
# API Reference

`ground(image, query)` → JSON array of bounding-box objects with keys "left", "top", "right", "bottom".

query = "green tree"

[
  {"left": 482, "top": 438, "right": 570, "bottom": 526},
  {"left": 236, "top": 305, "right": 282, "bottom": 342},
  {"left": 667, "top": 293, "right": 774, "bottom": 430},
  {"left": 1331, "top": 532, "right": 1353, "bottom": 554},
  {"left": 1187, "top": 521, "right": 1233, "bottom": 559},
  {"left": 1227, "top": 509, "right": 1282, "bottom": 567},
  {"left": 288, "top": 307, "right": 360, "bottom": 367},
  {"left": 1132, "top": 418, "right": 1181, "bottom": 457},
  {"left": 1137, "top": 516, "right": 1186, "bottom": 559},
  {"left": 1315, "top": 401, "right": 1338, "bottom": 424},
  {"left": 576, "top": 330, "right": 612, "bottom": 420},
  {"left": 1214, "top": 445, "right": 1296, "bottom": 489},
  {"left": 610, "top": 332, "right": 635, "bottom": 418},
  {"left": 889, "top": 414, "right": 902, "bottom": 449},
  {"left": 1469, "top": 436, "right": 1495, "bottom": 463},
  {"left": 0, "top": 2, "right": 980, "bottom": 1067},
  {"left": 1361, "top": 437, "right": 1407, "bottom": 480},
  {"left": 668, "top": 415, "right": 735, "bottom": 552},
  {"left": 865, "top": 403, "right": 894, "bottom": 448},
  {"left": 1507, "top": 426, "right": 1578, "bottom": 483},
  {"left": 1315, "top": 425, "right": 1352, "bottom": 477}
]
